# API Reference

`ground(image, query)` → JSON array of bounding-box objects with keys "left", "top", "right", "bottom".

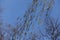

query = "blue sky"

[
  {"left": 51, "top": 0, "right": 60, "bottom": 18},
  {"left": 1, "top": 0, "right": 32, "bottom": 25}
]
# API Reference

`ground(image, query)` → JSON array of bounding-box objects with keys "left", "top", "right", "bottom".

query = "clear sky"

[
  {"left": 51, "top": 0, "right": 60, "bottom": 19},
  {"left": 1, "top": 0, "right": 32, "bottom": 25}
]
